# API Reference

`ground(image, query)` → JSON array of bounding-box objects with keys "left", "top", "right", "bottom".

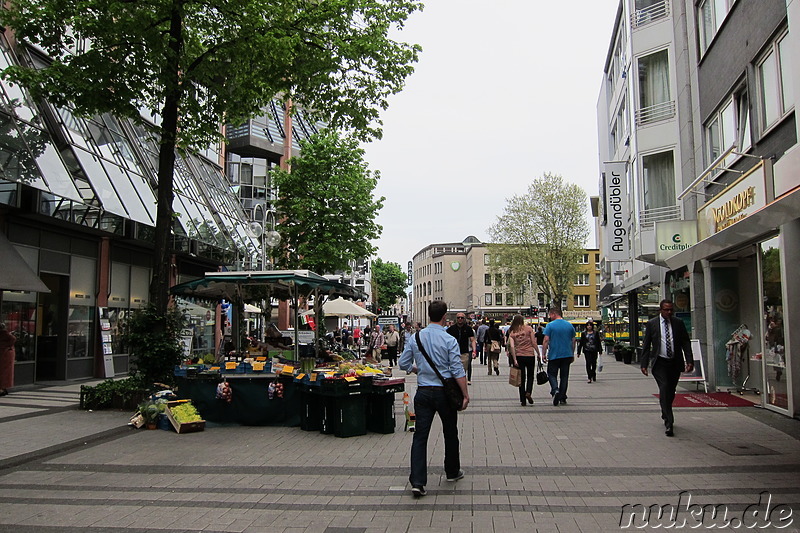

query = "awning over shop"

[
  {"left": 0, "top": 233, "right": 50, "bottom": 293},
  {"left": 616, "top": 265, "right": 667, "bottom": 294},
  {"left": 170, "top": 269, "right": 366, "bottom": 301},
  {"left": 665, "top": 186, "right": 800, "bottom": 270}
]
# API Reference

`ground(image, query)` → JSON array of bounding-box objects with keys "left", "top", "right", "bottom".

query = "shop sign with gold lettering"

[{"left": 697, "top": 164, "right": 766, "bottom": 239}]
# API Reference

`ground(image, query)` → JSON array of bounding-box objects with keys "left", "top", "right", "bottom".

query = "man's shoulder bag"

[{"left": 415, "top": 331, "right": 464, "bottom": 411}]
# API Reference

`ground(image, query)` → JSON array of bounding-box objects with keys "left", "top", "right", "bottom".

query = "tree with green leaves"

[
  {"left": 371, "top": 258, "right": 407, "bottom": 312},
  {"left": 270, "top": 130, "right": 384, "bottom": 274},
  {"left": 0, "top": 0, "right": 422, "bottom": 317},
  {"left": 488, "top": 173, "right": 589, "bottom": 309}
]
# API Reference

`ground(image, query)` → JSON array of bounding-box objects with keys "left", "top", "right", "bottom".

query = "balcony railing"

[
  {"left": 631, "top": 1, "right": 670, "bottom": 29},
  {"left": 635, "top": 100, "right": 676, "bottom": 126},
  {"left": 639, "top": 204, "right": 681, "bottom": 228}
]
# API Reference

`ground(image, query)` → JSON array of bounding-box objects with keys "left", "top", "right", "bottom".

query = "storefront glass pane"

[
  {"left": 1, "top": 293, "right": 37, "bottom": 361},
  {"left": 711, "top": 266, "right": 739, "bottom": 388},
  {"left": 760, "top": 237, "right": 786, "bottom": 410},
  {"left": 176, "top": 297, "right": 216, "bottom": 358}
]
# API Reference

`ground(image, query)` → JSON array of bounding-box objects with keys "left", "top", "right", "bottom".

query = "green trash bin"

[
  {"left": 333, "top": 393, "right": 366, "bottom": 438},
  {"left": 366, "top": 379, "right": 404, "bottom": 434},
  {"left": 319, "top": 378, "right": 369, "bottom": 437},
  {"left": 300, "top": 386, "right": 323, "bottom": 431}
]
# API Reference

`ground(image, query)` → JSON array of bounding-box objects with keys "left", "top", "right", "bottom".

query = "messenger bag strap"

[{"left": 415, "top": 331, "right": 447, "bottom": 387}]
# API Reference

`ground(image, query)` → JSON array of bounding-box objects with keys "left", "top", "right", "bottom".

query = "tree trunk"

[{"left": 150, "top": 0, "right": 184, "bottom": 317}]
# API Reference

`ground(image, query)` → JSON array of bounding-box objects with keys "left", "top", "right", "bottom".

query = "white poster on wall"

[{"left": 603, "top": 161, "right": 630, "bottom": 261}]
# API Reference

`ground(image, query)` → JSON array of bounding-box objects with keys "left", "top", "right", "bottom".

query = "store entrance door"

[{"left": 36, "top": 273, "right": 69, "bottom": 381}]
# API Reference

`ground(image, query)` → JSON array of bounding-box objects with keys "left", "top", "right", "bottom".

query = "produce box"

[
  {"left": 370, "top": 378, "right": 405, "bottom": 395},
  {"left": 165, "top": 400, "right": 206, "bottom": 434},
  {"left": 319, "top": 376, "right": 371, "bottom": 396}
]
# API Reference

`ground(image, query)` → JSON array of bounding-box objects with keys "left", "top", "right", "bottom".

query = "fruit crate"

[
  {"left": 370, "top": 378, "right": 405, "bottom": 395},
  {"left": 319, "top": 376, "right": 371, "bottom": 396},
  {"left": 165, "top": 400, "right": 206, "bottom": 434}
]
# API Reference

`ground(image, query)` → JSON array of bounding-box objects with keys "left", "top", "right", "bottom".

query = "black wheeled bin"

[{"left": 366, "top": 379, "right": 405, "bottom": 434}]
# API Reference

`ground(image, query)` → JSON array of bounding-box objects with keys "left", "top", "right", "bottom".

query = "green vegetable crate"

[{"left": 165, "top": 400, "right": 206, "bottom": 434}]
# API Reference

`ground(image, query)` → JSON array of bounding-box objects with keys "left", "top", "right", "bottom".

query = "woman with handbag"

[
  {"left": 507, "top": 314, "right": 541, "bottom": 406},
  {"left": 485, "top": 320, "right": 504, "bottom": 376},
  {"left": 577, "top": 321, "right": 601, "bottom": 383}
]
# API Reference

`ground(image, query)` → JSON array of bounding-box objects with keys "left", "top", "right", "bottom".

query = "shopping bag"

[
  {"left": 508, "top": 366, "right": 522, "bottom": 387},
  {"left": 598, "top": 354, "right": 604, "bottom": 372}
]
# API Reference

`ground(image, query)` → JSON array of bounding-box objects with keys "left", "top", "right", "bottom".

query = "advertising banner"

[
  {"left": 603, "top": 161, "right": 630, "bottom": 260},
  {"left": 655, "top": 220, "right": 698, "bottom": 263}
]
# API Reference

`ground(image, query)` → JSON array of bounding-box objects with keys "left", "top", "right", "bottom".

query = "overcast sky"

[{"left": 362, "top": 0, "right": 620, "bottom": 269}]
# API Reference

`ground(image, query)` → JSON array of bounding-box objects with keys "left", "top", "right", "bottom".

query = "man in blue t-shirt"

[{"left": 543, "top": 307, "right": 576, "bottom": 406}]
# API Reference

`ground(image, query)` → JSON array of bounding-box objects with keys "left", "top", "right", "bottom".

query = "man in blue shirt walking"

[
  {"left": 543, "top": 307, "right": 576, "bottom": 406},
  {"left": 399, "top": 301, "right": 469, "bottom": 498}
]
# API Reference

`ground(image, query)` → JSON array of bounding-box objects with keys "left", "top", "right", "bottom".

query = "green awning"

[{"left": 170, "top": 269, "right": 365, "bottom": 301}]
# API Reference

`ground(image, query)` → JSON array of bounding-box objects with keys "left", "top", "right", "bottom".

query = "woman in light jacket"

[{"left": 507, "top": 314, "right": 540, "bottom": 406}]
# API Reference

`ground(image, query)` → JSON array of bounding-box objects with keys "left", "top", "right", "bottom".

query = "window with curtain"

[
  {"left": 642, "top": 151, "right": 675, "bottom": 211},
  {"left": 574, "top": 295, "right": 590, "bottom": 308},
  {"left": 638, "top": 50, "right": 670, "bottom": 109}
]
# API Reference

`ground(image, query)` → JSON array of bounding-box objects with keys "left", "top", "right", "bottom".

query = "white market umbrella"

[{"left": 303, "top": 297, "right": 376, "bottom": 318}]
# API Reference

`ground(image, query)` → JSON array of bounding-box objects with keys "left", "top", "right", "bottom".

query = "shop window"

[{"left": 760, "top": 237, "right": 786, "bottom": 410}]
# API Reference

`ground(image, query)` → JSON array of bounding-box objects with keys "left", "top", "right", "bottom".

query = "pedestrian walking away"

[
  {"left": 485, "top": 320, "right": 504, "bottom": 376},
  {"left": 399, "top": 301, "right": 469, "bottom": 498},
  {"left": 507, "top": 314, "right": 541, "bottom": 406},
  {"left": 447, "top": 313, "right": 476, "bottom": 384},
  {"left": 577, "top": 321, "right": 602, "bottom": 383},
  {"left": 542, "top": 307, "right": 576, "bottom": 405},
  {"left": 475, "top": 319, "right": 489, "bottom": 365},
  {"left": 640, "top": 299, "right": 694, "bottom": 437}
]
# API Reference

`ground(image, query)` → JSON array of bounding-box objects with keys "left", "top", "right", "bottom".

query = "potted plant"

[
  {"left": 613, "top": 343, "right": 624, "bottom": 362},
  {"left": 138, "top": 398, "right": 166, "bottom": 429}
]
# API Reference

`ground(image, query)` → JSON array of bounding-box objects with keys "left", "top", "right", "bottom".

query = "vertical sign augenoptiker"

[{"left": 603, "top": 162, "right": 630, "bottom": 261}]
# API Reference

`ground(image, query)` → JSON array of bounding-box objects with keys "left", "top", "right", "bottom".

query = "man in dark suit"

[{"left": 640, "top": 299, "right": 694, "bottom": 437}]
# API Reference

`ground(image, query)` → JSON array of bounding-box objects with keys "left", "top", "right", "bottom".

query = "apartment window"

[
  {"left": 506, "top": 293, "right": 514, "bottom": 306},
  {"left": 576, "top": 274, "right": 590, "bottom": 286},
  {"left": 698, "top": 0, "right": 736, "bottom": 56},
  {"left": 642, "top": 151, "right": 675, "bottom": 210},
  {"left": 484, "top": 254, "right": 490, "bottom": 265},
  {"left": 484, "top": 273, "right": 491, "bottom": 286},
  {"left": 537, "top": 293, "right": 546, "bottom": 308},
  {"left": 495, "top": 293, "right": 503, "bottom": 306},
  {"left": 574, "top": 295, "right": 590, "bottom": 308},
  {"left": 495, "top": 274, "right": 503, "bottom": 286},
  {"left": 484, "top": 293, "right": 492, "bottom": 306},
  {"left": 637, "top": 49, "right": 672, "bottom": 124},
  {"left": 758, "top": 32, "right": 794, "bottom": 132},
  {"left": 579, "top": 253, "right": 589, "bottom": 264}
]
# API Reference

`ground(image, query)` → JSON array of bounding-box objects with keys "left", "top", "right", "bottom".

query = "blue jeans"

[
  {"left": 409, "top": 387, "right": 460, "bottom": 488},
  {"left": 547, "top": 357, "right": 574, "bottom": 401}
]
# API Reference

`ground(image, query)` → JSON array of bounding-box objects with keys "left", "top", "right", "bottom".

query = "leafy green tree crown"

[{"left": 271, "top": 130, "right": 384, "bottom": 274}]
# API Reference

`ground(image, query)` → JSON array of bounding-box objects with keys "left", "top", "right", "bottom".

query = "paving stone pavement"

[{"left": 1, "top": 358, "right": 799, "bottom": 532}]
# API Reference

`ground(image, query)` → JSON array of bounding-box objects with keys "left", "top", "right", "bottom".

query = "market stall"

[{"left": 169, "top": 270, "right": 404, "bottom": 436}]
